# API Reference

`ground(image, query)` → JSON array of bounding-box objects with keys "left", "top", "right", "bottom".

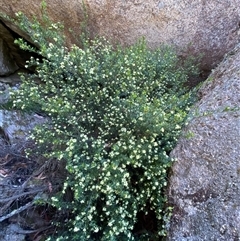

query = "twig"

[
  {"left": 15, "top": 226, "right": 51, "bottom": 234},
  {"left": 0, "top": 200, "right": 34, "bottom": 222},
  {"left": 19, "top": 175, "right": 34, "bottom": 191},
  {"left": 0, "top": 200, "right": 13, "bottom": 216},
  {"left": 0, "top": 187, "right": 47, "bottom": 203}
]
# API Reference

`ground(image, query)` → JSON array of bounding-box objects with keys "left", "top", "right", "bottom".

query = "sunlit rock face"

[
  {"left": 167, "top": 44, "right": 240, "bottom": 241},
  {"left": 0, "top": 0, "right": 240, "bottom": 70}
]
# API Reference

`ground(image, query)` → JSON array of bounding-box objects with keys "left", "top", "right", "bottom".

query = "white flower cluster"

[{"left": 11, "top": 25, "right": 197, "bottom": 240}]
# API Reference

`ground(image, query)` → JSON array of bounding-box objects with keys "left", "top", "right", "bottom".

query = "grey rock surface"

[
  {"left": 0, "top": 73, "right": 46, "bottom": 146},
  {"left": 167, "top": 44, "right": 240, "bottom": 240},
  {"left": 0, "top": 83, "right": 9, "bottom": 104},
  {"left": 0, "top": 110, "right": 47, "bottom": 146},
  {"left": 0, "top": 224, "right": 25, "bottom": 241},
  {"left": 0, "top": 71, "right": 21, "bottom": 85}
]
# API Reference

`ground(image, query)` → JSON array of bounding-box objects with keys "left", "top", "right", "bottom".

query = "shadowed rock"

[{"left": 0, "top": 37, "right": 18, "bottom": 76}]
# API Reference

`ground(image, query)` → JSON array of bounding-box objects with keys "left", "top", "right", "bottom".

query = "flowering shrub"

[{"left": 11, "top": 12, "right": 197, "bottom": 241}]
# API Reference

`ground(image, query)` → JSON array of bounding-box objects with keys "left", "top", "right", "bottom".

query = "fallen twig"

[
  {"left": 0, "top": 200, "right": 34, "bottom": 222},
  {"left": 0, "top": 200, "right": 13, "bottom": 216},
  {"left": 0, "top": 187, "right": 48, "bottom": 203},
  {"left": 15, "top": 226, "right": 51, "bottom": 234}
]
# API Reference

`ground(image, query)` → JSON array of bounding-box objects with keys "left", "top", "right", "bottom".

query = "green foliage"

[
  {"left": 10, "top": 13, "right": 198, "bottom": 241},
  {"left": 184, "top": 131, "right": 195, "bottom": 139}
]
